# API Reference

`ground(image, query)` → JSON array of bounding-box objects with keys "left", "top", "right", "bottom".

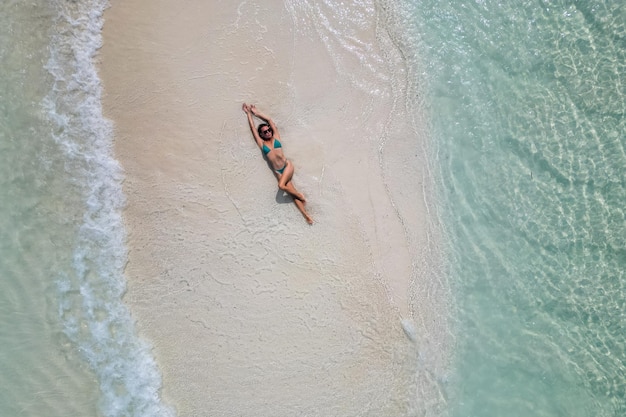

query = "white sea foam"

[{"left": 43, "top": 1, "right": 174, "bottom": 416}]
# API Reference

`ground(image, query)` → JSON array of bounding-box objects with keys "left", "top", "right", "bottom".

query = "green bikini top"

[{"left": 262, "top": 138, "right": 282, "bottom": 155}]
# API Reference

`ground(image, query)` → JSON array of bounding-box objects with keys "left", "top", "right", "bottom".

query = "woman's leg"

[
  {"left": 276, "top": 161, "right": 312, "bottom": 223},
  {"left": 294, "top": 198, "right": 314, "bottom": 224},
  {"left": 282, "top": 181, "right": 306, "bottom": 202},
  {"left": 278, "top": 161, "right": 305, "bottom": 202}
]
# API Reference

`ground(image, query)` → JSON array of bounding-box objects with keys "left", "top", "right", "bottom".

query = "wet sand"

[{"left": 101, "top": 1, "right": 448, "bottom": 416}]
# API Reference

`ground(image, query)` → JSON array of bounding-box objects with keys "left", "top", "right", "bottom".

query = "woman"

[{"left": 242, "top": 103, "right": 313, "bottom": 224}]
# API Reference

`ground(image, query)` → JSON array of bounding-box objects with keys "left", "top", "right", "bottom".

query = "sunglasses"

[{"left": 261, "top": 128, "right": 272, "bottom": 135}]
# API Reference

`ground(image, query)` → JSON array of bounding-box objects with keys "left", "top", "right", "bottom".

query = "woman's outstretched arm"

[{"left": 242, "top": 103, "right": 263, "bottom": 148}]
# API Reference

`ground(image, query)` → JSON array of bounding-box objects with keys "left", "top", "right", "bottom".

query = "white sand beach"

[{"left": 101, "top": 0, "right": 449, "bottom": 416}]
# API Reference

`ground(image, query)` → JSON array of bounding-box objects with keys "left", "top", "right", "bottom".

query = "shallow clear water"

[
  {"left": 0, "top": 1, "right": 172, "bottom": 416},
  {"left": 411, "top": 1, "right": 626, "bottom": 415}
]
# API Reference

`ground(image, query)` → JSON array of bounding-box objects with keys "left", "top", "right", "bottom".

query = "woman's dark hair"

[{"left": 257, "top": 123, "right": 271, "bottom": 136}]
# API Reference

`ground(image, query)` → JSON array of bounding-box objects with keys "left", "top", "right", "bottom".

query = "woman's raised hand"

[{"left": 242, "top": 103, "right": 250, "bottom": 113}]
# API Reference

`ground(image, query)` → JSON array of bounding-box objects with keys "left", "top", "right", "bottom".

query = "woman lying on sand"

[{"left": 242, "top": 103, "right": 313, "bottom": 224}]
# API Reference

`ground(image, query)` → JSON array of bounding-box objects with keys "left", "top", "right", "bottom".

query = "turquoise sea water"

[
  {"left": 0, "top": 1, "right": 172, "bottom": 416},
  {"left": 411, "top": 1, "right": 625, "bottom": 416},
  {"left": 1, "top": 0, "right": 624, "bottom": 416}
]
